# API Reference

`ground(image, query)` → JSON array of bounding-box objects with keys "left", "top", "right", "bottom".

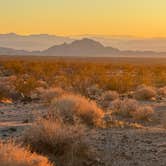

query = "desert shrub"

[
  {"left": 102, "top": 91, "right": 119, "bottom": 101},
  {"left": 13, "top": 76, "right": 39, "bottom": 97},
  {"left": 23, "top": 119, "right": 91, "bottom": 166},
  {"left": 111, "top": 98, "right": 155, "bottom": 121},
  {"left": 0, "top": 141, "right": 53, "bottom": 166},
  {"left": 134, "top": 85, "right": 156, "bottom": 100},
  {"left": 1, "top": 58, "right": 166, "bottom": 95},
  {"left": 157, "top": 86, "right": 166, "bottom": 97},
  {"left": 86, "top": 84, "right": 103, "bottom": 100},
  {"left": 161, "top": 112, "right": 166, "bottom": 128},
  {"left": 0, "top": 82, "right": 10, "bottom": 100},
  {"left": 131, "top": 106, "right": 154, "bottom": 121},
  {"left": 37, "top": 80, "right": 48, "bottom": 88},
  {"left": 50, "top": 94, "right": 104, "bottom": 126},
  {"left": 101, "top": 90, "right": 119, "bottom": 108},
  {"left": 111, "top": 99, "right": 139, "bottom": 118},
  {"left": 36, "top": 87, "right": 65, "bottom": 103},
  {"left": 0, "top": 76, "right": 17, "bottom": 100}
]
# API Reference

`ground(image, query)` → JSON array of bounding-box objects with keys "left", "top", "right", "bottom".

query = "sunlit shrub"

[
  {"left": 13, "top": 76, "right": 39, "bottom": 97},
  {"left": 0, "top": 141, "right": 53, "bottom": 166},
  {"left": 111, "top": 98, "right": 155, "bottom": 121},
  {"left": 36, "top": 87, "right": 65, "bottom": 103},
  {"left": 134, "top": 85, "right": 156, "bottom": 100},
  {"left": 101, "top": 90, "right": 119, "bottom": 108},
  {"left": 0, "top": 76, "right": 17, "bottom": 99},
  {"left": 132, "top": 106, "right": 154, "bottom": 121},
  {"left": 23, "top": 119, "right": 91, "bottom": 166},
  {"left": 86, "top": 84, "right": 103, "bottom": 100},
  {"left": 50, "top": 94, "right": 104, "bottom": 127},
  {"left": 111, "top": 99, "right": 139, "bottom": 118},
  {"left": 158, "top": 86, "right": 166, "bottom": 97}
]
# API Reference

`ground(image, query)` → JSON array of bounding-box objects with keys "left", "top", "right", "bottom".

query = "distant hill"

[
  {"left": 0, "top": 33, "right": 73, "bottom": 51},
  {"left": 2, "top": 33, "right": 166, "bottom": 52},
  {"left": 43, "top": 38, "right": 120, "bottom": 56},
  {"left": 0, "top": 47, "right": 31, "bottom": 55},
  {"left": 0, "top": 38, "right": 166, "bottom": 57},
  {"left": 73, "top": 35, "right": 166, "bottom": 52}
]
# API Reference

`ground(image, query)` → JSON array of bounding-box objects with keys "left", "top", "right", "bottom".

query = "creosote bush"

[
  {"left": 158, "top": 86, "right": 166, "bottom": 97},
  {"left": 36, "top": 87, "right": 65, "bottom": 103},
  {"left": 111, "top": 98, "right": 154, "bottom": 121},
  {"left": 101, "top": 90, "right": 119, "bottom": 108},
  {"left": 86, "top": 84, "right": 103, "bottom": 100},
  {"left": 132, "top": 106, "right": 154, "bottom": 121},
  {"left": 0, "top": 140, "right": 53, "bottom": 166},
  {"left": 111, "top": 99, "right": 139, "bottom": 117},
  {"left": 13, "top": 76, "right": 39, "bottom": 97},
  {"left": 134, "top": 85, "right": 156, "bottom": 100},
  {"left": 0, "top": 76, "right": 17, "bottom": 100},
  {"left": 23, "top": 119, "right": 92, "bottom": 166},
  {"left": 1, "top": 58, "right": 166, "bottom": 99},
  {"left": 50, "top": 94, "right": 104, "bottom": 126}
]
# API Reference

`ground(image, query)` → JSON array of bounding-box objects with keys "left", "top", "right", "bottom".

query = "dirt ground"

[{"left": 0, "top": 100, "right": 166, "bottom": 166}]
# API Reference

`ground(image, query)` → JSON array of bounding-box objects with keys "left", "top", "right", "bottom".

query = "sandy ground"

[
  {"left": 0, "top": 100, "right": 166, "bottom": 166},
  {"left": 0, "top": 102, "right": 44, "bottom": 138}
]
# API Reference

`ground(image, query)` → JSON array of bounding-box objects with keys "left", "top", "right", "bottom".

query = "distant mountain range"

[
  {"left": 1, "top": 33, "right": 166, "bottom": 52},
  {"left": 0, "top": 33, "right": 73, "bottom": 51},
  {"left": 0, "top": 38, "right": 166, "bottom": 57}
]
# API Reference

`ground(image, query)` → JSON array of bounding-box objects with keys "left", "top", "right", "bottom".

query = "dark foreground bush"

[{"left": 23, "top": 119, "right": 93, "bottom": 166}]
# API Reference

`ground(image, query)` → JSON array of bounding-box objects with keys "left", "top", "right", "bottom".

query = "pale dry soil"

[
  {"left": 0, "top": 100, "right": 166, "bottom": 166},
  {"left": 0, "top": 102, "right": 45, "bottom": 138}
]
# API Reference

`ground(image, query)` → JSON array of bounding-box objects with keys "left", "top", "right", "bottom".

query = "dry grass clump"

[
  {"left": 0, "top": 76, "right": 17, "bottom": 100},
  {"left": 134, "top": 85, "right": 156, "bottom": 100},
  {"left": 102, "top": 90, "right": 119, "bottom": 101},
  {"left": 0, "top": 140, "right": 53, "bottom": 166},
  {"left": 86, "top": 85, "right": 103, "bottom": 100},
  {"left": 36, "top": 87, "right": 65, "bottom": 103},
  {"left": 132, "top": 106, "right": 154, "bottom": 121},
  {"left": 111, "top": 99, "right": 139, "bottom": 118},
  {"left": 23, "top": 119, "right": 91, "bottom": 166},
  {"left": 111, "top": 99, "right": 154, "bottom": 121},
  {"left": 103, "top": 111, "right": 143, "bottom": 128},
  {"left": 101, "top": 90, "right": 119, "bottom": 108},
  {"left": 158, "top": 86, "right": 166, "bottom": 97},
  {"left": 1, "top": 58, "right": 166, "bottom": 96},
  {"left": 50, "top": 94, "right": 104, "bottom": 126},
  {"left": 161, "top": 112, "right": 166, "bottom": 128}
]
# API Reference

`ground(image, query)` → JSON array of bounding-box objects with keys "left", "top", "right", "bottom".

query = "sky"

[{"left": 0, "top": 0, "right": 166, "bottom": 37}]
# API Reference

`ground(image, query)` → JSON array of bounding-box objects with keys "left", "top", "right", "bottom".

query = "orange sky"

[{"left": 0, "top": 0, "right": 166, "bottom": 37}]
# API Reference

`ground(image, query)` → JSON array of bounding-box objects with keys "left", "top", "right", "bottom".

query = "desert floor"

[{"left": 1, "top": 100, "right": 166, "bottom": 166}]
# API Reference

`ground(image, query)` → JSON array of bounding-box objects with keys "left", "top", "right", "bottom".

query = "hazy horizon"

[
  {"left": 3, "top": 32, "right": 166, "bottom": 39},
  {"left": 2, "top": 32, "right": 166, "bottom": 52}
]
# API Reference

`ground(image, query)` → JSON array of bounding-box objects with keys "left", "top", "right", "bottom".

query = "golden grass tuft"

[
  {"left": 134, "top": 85, "right": 156, "bottom": 100},
  {"left": 132, "top": 106, "right": 154, "bottom": 121},
  {"left": 111, "top": 99, "right": 139, "bottom": 118},
  {"left": 50, "top": 94, "right": 104, "bottom": 126},
  {"left": 111, "top": 98, "right": 154, "bottom": 121},
  {"left": 101, "top": 90, "right": 119, "bottom": 108},
  {"left": 36, "top": 87, "right": 65, "bottom": 103},
  {"left": 158, "top": 86, "right": 166, "bottom": 97},
  {"left": 0, "top": 141, "right": 53, "bottom": 166},
  {"left": 23, "top": 119, "right": 92, "bottom": 166}
]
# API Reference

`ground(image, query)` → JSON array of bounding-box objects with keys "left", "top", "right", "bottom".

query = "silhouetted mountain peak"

[
  {"left": 0, "top": 38, "right": 166, "bottom": 57},
  {"left": 43, "top": 38, "right": 120, "bottom": 56},
  {"left": 70, "top": 38, "right": 104, "bottom": 48}
]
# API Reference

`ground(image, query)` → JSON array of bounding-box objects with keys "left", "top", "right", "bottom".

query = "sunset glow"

[{"left": 0, "top": 0, "right": 166, "bottom": 37}]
